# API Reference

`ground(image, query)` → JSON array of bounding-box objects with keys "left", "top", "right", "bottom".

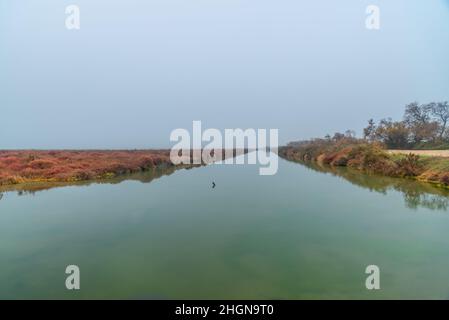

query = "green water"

[{"left": 1, "top": 153, "right": 449, "bottom": 299}]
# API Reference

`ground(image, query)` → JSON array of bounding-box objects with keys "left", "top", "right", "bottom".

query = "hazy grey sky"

[{"left": 1, "top": 0, "right": 449, "bottom": 149}]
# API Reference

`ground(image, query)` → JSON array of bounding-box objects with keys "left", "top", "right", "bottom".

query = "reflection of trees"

[
  {"left": 0, "top": 164, "right": 199, "bottom": 197},
  {"left": 295, "top": 160, "right": 449, "bottom": 212},
  {"left": 402, "top": 192, "right": 449, "bottom": 210}
]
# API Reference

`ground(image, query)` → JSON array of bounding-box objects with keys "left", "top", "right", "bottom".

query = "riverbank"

[
  {"left": 279, "top": 141, "right": 449, "bottom": 189},
  {"left": 0, "top": 150, "right": 175, "bottom": 186},
  {"left": 0, "top": 149, "right": 244, "bottom": 188}
]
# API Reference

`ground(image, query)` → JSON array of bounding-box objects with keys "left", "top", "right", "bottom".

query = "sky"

[{"left": 1, "top": 0, "right": 449, "bottom": 149}]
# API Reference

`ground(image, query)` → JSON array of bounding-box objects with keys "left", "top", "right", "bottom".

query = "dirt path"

[{"left": 387, "top": 150, "right": 449, "bottom": 157}]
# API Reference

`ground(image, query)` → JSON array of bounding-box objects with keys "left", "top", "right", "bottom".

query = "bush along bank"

[{"left": 279, "top": 140, "right": 449, "bottom": 189}]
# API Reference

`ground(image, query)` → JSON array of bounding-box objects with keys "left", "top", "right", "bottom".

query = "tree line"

[{"left": 363, "top": 102, "right": 449, "bottom": 149}]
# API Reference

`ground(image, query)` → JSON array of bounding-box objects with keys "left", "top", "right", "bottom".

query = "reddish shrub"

[
  {"left": 0, "top": 156, "right": 21, "bottom": 165},
  {"left": 0, "top": 150, "right": 172, "bottom": 185},
  {"left": 29, "top": 159, "right": 57, "bottom": 169}
]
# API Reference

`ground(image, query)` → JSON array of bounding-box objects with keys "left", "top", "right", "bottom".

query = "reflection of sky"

[{"left": 1, "top": 1, "right": 448, "bottom": 149}]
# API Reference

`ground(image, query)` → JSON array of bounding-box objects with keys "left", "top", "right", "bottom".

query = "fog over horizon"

[{"left": 1, "top": 0, "right": 449, "bottom": 149}]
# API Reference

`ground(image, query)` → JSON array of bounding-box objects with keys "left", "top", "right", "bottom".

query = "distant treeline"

[
  {"left": 288, "top": 102, "right": 449, "bottom": 150},
  {"left": 363, "top": 101, "right": 449, "bottom": 149}
]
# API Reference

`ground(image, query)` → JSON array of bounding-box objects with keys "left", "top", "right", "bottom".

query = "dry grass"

[
  {"left": 387, "top": 150, "right": 449, "bottom": 157},
  {"left": 0, "top": 150, "right": 173, "bottom": 185}
]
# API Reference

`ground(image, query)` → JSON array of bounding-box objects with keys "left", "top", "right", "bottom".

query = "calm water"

[{"left": 1, "top": 152, "right": 449, "bottom": 299}]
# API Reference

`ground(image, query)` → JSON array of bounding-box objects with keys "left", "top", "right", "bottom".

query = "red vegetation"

[{"left": 0, "top": 150, "right": 173, "bottom": 185}]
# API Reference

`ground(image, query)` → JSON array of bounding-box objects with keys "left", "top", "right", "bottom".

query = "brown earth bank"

[{"left": 279, "top": 140, "right": 449, "bottom": 189}]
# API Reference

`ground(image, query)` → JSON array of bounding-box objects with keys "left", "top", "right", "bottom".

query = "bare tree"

[
  {"left": 404, "top": 102, "right": 430, "bottom": 125},
  {"left": 363, "top": 119, "right": 376, "bottom": 141},
  {"left": 404, "top": 102, "right": 438, "bottom": 143},
  {"left": 428, "top": 101, "right": 449, "bottom": 139}
]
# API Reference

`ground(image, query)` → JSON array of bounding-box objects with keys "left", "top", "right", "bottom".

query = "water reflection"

[
  {"left": 0, "top": 164, "right": 198, "bottom": 197},
  {"left": 300, "top": 161, "right": 449, "bottom": 212},
  {"left": 3, "top": 156, "right": 449, "bottom": 213}
]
